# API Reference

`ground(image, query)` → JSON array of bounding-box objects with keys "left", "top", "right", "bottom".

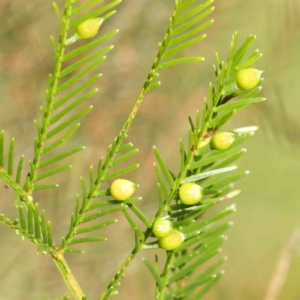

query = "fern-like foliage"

[
  {"left": 21, "top": 0, "right": 121, "bottom": 195},
  {"left": 145, "top": 0, "right": 214, "bottom": 91},
  {"left": 61, "top": 0, "right": 214, "bottom": 253},
  {"left": 0, "top": 0, "right": 121, "bottom": 207},
  {"left": 0, "top": 0, "right": 123, "bottom": 263},
  {"left": 141, "top": 33, "right": 265, "bottom": 299},
  {"left": 0, "top": 202, "right": 55, "bottom": 255},
  {"left": 0, "top": 0, "right": 266, "bottom": 299}
]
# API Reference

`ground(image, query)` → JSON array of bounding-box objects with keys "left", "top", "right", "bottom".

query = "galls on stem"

[
  {"left": 152, "top": 219, "right": 173, "bottom": 238},
  {"left": 159, "top": 229, "right": 183, "bottom": 251},
  {"left": 66, "top": 18, "right": 103, "bottom": 45},
  {"left": 179, "top": 183, "right": 203, "bottom": 205},
  {"left": 236, "top": 68, "right": 262, "bottom": 91},
  {"left": 210, "top": 131, "right": 235, "bottom": 151},
  {"left": 110, "top": 179, "right": 138, "bottom": 201}
]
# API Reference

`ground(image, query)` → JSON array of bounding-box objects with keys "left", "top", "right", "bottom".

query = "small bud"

[
  {"left": 179, "top": 183, "right": 203, "bottom": 205},
  {"left": 153, "top": 219, "right": 173, "bottom": 238},
  {"left": 159, "top": 230, "right": 183, "bottom": 251},
  {"left": 236, "top": 68, "right": 262, "bottom": 91},
  {"left": 76, "top": 18, "right": 103, "bottom": 39},
  {"left": 210, "top": 132, "right": 235, "bottom": 151},
  {"left": 110, "top": 179, "right": 137, "bottom": 201}
]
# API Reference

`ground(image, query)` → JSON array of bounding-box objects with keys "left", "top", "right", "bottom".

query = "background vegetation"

[{"left": 0, "top": 0, "right": 299, "bottom": 299}]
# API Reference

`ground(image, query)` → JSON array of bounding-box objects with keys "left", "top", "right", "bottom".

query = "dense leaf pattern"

[{"left": 0, "top": 0, "right": 265, "bottom": 299}]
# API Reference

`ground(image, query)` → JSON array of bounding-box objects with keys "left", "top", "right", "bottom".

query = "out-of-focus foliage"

[{"left": 0, "top": 0, "right": 300, "bottom": 299}]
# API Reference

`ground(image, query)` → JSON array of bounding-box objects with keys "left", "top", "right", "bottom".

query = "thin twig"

[{"left": 263, "top": 227, "right": 300, "bottom": 300}]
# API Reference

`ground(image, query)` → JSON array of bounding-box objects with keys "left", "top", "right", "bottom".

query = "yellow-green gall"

[
  {"left": 179, "top": 183, "right": 203, "bottom": 205},
  {"left": 236, "top": 68, "right": 262, "bottom": 91},
  {"left": 110, "top": 179, "right": 137, "bottom": 201},
  {"left": 159, "top": 230, "right": 183, "bottom": 251},
  {"left": 211, "top": 132, "right": 235, "bottom": 151},
  {"left": 153, "top": 219, "right": 173, "bottom": 238},
  {"left": 76, "top": 18, "right": 102, "bottom": 39}
]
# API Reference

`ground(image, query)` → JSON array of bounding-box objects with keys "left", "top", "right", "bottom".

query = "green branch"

[
  {"left": 53, "top": 254, "right": 85, "bottom": 300},
  {"left": 0, "top": 168, "right": 30, "bottom": 205},
  {"left": 27, "top": 0, "right": 73, "bottom": 194},
  {"left": 98, "top": 251, "right": 138, "bottom": 300},
  {"left": 62, "top": 0, "right": 185, "bottom": 251}
]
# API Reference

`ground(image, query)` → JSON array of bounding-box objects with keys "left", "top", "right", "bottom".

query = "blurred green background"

[{"left": 1, "top": 0, "right": 300, "bottom": 299}]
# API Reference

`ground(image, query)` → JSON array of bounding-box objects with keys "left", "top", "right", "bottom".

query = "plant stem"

[
  {"left": 0, "top": 169, "right": 29, "bottom": 205},
  {"left": 158, "top": 251, "right": 176, "bottom": 300},
  {"left": 53, "top": 254, "right": 84, "bottom": 300},
  {"left": 98, "top": 250, "right": 138, "bottom": 300},
  {"left": 263, "top": 228, "right": 300, "bottom": 300},
  {"left": 94, "top": 11, "right": 180, "bottom": 299},
  {"left": 98, "top": 60, "right": 225, "bottom": 298},
  {"left": 27, "top": 0, "right": 73, "bottom": 194}
]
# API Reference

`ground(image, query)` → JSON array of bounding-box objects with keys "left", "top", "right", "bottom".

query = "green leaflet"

[
  {"left": 76, "top": 220, "right": 117, "bottom": 235},
  {"left": 50, "top": 90, "right": 98, "bottom": 125},
  {"left": 39, "top": 147, "right": 85, "bottom": 169},
  {"left": 63, "top": 30, "right": 118, "bottom": 61},
  {"left": 88, "top": 197, "right": 141, "bottom": 211},
  {"left": 70, "top": 237, "right": 107, "bottom": 244},
  {"left": 103, "top": 164, "right": 140, "bottom": 180},
  {"left": 153, "top": 146, "right": 175, "bottom": 188},
  {"left": 69, "top": 0, "right": 121, "bottom": 29},
  {"left": 23, "top": 0, "right": 121, "bottom": 193},
  {"left": 157, "top": 56, "right": 205, "bottom": 70},
  {"left": 0, "top": 130, "right": 4, "bottom": 168},
  {"left": 155, "top": 0, "right": 214, "bottom": 72},
  {"left": 189, "top": 148, "right": 245, "bottom": 169},
  {"left": 181, "top": 205, "right": 236, "bottom": 234},
  {"left": 204, "top": 170, "right": 249, "bottom": 189},
  {"left": 143, "top": 258, "right": 163, "bottom": 290},
  {"left": 191, "top": 272, "right": 223, "bottom": 300},
  {"left": 71, "top": 0, "right": 105, "bottom": 16},
  {"left": 182, "top": 166, "right": 237, "bottom": 183},
  {"left": 214, "top": 97, "right": 266, "bottom": 112},
  {"left": 0, "top": 203, "right": 54, "bottom": 254},
  {"left": 111, "top": 149, "right": 139, "bottom": 166},
  {"left": 8, "top": 138, "right": 15, "bottom": 176},
  {"left": 169, "top": 249, "right": 221, "bottom": 284}
]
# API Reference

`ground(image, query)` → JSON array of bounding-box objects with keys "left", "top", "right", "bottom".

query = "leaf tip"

[{"left": 227, "top": 204, "right": 236, "bottom": 212}]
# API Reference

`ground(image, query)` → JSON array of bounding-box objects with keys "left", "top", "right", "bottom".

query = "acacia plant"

[{"left": 0, "top": 0, "right": 265, "bottom": 299}]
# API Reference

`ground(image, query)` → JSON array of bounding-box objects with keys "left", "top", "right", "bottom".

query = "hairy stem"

[{"left": 27, "top": 0, "right": 73, "bottom": 194}]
